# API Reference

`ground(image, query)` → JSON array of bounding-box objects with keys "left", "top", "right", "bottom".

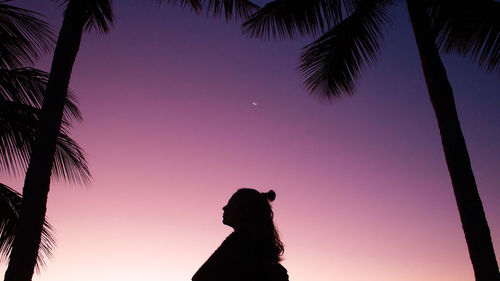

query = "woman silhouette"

[{"left": 192, "top": 188, "right": 288, "bottom": 281}]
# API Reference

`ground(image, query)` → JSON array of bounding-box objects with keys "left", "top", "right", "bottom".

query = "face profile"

[
  {"left": 193, "top": 188, "right": 288, "bottom": 281},
  {"left": 222, "top": 196, "right": 240, "bottom": 227}
]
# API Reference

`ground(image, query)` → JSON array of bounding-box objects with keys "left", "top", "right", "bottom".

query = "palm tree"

[
  {"left": 3, "top": 1, "right": 257, "bottom": 280},
  {"left": 0, "top": 69, "right": 90, "bottom": 272},
  {"left": 0, "top": 0, "right": 90, "bottom": 271},
  {"left": 2, "top": 2, "right": 112, "bottom": 279},
  {"left": 242, "top": 0, "right": 500, "bottom": 280}
]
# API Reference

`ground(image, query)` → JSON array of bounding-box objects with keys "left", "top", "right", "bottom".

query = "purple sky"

[{"left": 2, "top": 1, "right": 499, "bottom": 281}]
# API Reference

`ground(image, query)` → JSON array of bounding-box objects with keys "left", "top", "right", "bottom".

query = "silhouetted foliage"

[
  {"left": 243, "top": 1, "right": 500, "bottom": 280},
  {"left": 0, "top": 68, "right": 90, "bottom": 184},
  {"left": 3, "top": 0, "right": 258, "bottom": 280},
  {"left": 0, "top": 1, "right": 90, "bottom": 271},
  {"left": 0, "top": 183, "right": 55, "bottom": 272},
  {"left": 0, "top": 1, "right": 54, "bottom": 69}
]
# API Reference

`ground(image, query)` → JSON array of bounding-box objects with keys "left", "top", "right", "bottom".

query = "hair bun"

[{"left": 264, "top": 190, "right": 276, "bottom": 202}]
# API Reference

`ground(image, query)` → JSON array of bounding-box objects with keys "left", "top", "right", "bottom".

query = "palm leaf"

[
  {"left": 0, "top": 1, "right": 54, "bottom": 69},
  {"left": 0, "top": 68, "right": 88, "bottom": 184},
  {"left": 0, "top": 99, "right": 90, "bottom": 184},
  {"left": 0, "top": 68, "right": 45, "bottom": 107},
  {"left": 155, "top": 0, "right": 258, "bottom": 20},
  {"left": 156, "top": 0, "right": 203, "bottom": 12},
  {"left": 0, "top": 67, "right": 82, "bottom": 122},
  {"left": 428, "top": 0, "right": 500, "bottom": 73},
  {"left": 205, "top": 0, "right": 259, "bottom": 21},
  {"left": 52, "top": 126, "right": 90, "bottom": 185},
  {"left": 0, "top": 183, "right": 56, "bottom": 272},
  {"left": 0, "top": 100, "right": 34, "bottom": 177},
  {"left": 299, "top": 0, "right": 391, "bottom": 100},
  {"left": 83, "top": 0, "right": 114, "bottom": 33},
  {"left": 57, "top": 0, "right": 114, "bottom": 33},
  {"left": 242, "top": 0, "right": 356, "bottom": 40}
]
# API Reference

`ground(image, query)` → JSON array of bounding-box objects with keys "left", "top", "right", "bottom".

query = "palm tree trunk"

[
  {"left": 3, "top": 2, "right": 86, "bottom": 281},
  {"left": 406, "top": 1, "right": 500, "bottom": 280}
]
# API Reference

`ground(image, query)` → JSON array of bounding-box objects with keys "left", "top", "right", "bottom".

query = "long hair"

[{"left": 231, "top": 188, "right": 284, "bottom": 262}]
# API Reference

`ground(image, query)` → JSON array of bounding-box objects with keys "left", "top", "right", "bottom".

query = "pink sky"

[{"left": 2, "top": 1, "right": 499, "bottom": 281}]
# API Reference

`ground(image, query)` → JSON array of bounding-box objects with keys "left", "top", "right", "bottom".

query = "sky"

[{"left": 1, "top": 1, "right": 499, "bottom": 281}]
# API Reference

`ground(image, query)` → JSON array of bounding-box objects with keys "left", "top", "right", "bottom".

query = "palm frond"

[
  {"left": 0, "top": 100, "right": 35, "bottom": 177},
  {"left": 206, "top": 0, "right": 259, "bottom": 21},
  {"left": 83, "top": 0, "right": 114, "bottom": 33},
  {"left": 0, "top": 67, "right": 45, "bottom": 106},
  {"left": 242, "top": 0, "right": 356, "bottom": 40},
  {"left": 158, "top": 0, "right": 204, "bottom": 12},
  {"left": 155, "top": 0, "right": 203, "bottom": 12},
  {"left": 299, "top": 0, "right": 391, "bottom": 100},
  {"left": 155, "top": 0, "right": 258, "bottom": 21},
  {"left": 0, "top": 183, "right": 56, "bottom": 272},
  {"left": 57, "top": 0, "right": 114, "bottom": 33},
  {"left": 52, "top": 127, "right": 91, "bottom": 185},
  {"left": 428, "top": 0, "right": 500, "bottom": 73},
  {"left": 0, "top": 99, "right": 91, "bottom": 185},
  {"left": 0, "top": 67, "right": 82, "bottom": 122},
  {"left": 0, "top": 1, "right": 54, "bottom": 69}
]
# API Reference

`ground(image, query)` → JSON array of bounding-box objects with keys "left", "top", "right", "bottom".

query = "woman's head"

[
  {"left": 222, "top": 188, "right": 284, "bottom": 262},
  {"left": 222, "top": 188, "right": 276, "bottom": 229}
]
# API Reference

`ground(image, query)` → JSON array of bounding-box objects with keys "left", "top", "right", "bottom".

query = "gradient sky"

[{"left": 1, "top": 1, "right": 499, "bottom": 281}]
